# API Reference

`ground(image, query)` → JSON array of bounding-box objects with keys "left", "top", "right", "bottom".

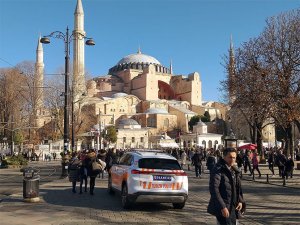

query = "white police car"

[{"left": 108, "top": 150, "right": 188, "bottom": 209}]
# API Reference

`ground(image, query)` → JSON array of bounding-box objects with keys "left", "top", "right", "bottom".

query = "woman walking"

[{"left": 68, "top": 152, "right": 81, "bottom": 193}]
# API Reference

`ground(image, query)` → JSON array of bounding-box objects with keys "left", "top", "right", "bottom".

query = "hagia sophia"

[{"left": 34, "top": 0, "right": 227, "bottom": 152}]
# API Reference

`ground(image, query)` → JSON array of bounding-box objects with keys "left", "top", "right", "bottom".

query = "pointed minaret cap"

[
  {"left": 230, "top": 34, "right": 234, "bottom": 51},
  {"left": 169, "top": 59, "right": 173, "bottom": 74},
  {"left": 75, "top": 0, "right": 84, "bottom": 14},
  {"left": 137, "top": 45, "right": 141, "bottom": 54},
  {"left": 37, "top": 34, "right": 43, "bottom": 51}
]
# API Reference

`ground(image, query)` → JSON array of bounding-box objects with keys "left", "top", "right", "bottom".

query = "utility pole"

[{"left": 99, "top": 108, "right": 102, "bottom": 150}]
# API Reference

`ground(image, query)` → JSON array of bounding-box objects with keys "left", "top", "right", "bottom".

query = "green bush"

[{"left": 2, "top": 155, "right": 28, "bottom": 167}]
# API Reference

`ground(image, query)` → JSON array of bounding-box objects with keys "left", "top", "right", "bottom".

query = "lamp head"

[
  {"left": 85, "top": 39, "right": 95, "bottom": 46},
  {"left": 40, "top": 37, "right": 50, "bottom": 44}
]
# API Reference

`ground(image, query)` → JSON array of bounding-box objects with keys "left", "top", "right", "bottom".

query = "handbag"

[{"left": 92, "top": 161, "right": 103, "bottom": 174}]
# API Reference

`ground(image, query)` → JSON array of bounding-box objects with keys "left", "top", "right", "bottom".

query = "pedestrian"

[
  {"left": 181, "top": 150, "right": 187, "bottom": 169},
  {"left": 236, "top": 151, "right": 243, "bottom": 172},
  {"left": 97, "top": 149, "right": 107, "bottom": 179},
  {"left": 191, "top": 149, "right": 203, "bottom": 178},
  {"left": 207, "top": 148, "right": 246, "bottom": 225},
  {"left": 267, "top": 151, "right": 275, "bottom": 176},
  {"left": 68, "top": 152, "right": 81, "bottom": 193},
  {"left": 206, "top": 152, "right": 217, "bottom": 173},
  {"left": 275, "top": 150, "right": 287, "bottom": 178},
  {"left": 250, "top": 150, "right": 261, "bottom": 178},
  {"left": 242, "top": 151, "right": 252, "bottom": 175},
  {"left": 85, "top": 149, "right": 101, "bottom": 195},
  {"left": 284, "top": 155, "right": 294, "bottom": 179},
  {"left": 105, "top": 148, "right": 118, "bottom": 172},
  {"left": 79, "top": 150, "right": 88, "bottom": 194}
]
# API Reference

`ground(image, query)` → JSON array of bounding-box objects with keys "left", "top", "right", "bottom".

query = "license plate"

[{"left": 153, "top": 175, "right": 171, "bottom": 181}]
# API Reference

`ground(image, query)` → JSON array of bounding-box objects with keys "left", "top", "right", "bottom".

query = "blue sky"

[{"left": 0, "top": 0, "right": 299, "bottom": 102}]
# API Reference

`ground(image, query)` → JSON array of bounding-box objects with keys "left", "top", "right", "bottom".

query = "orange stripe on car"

[
  {"left": 172, "top": 183, "right": 175, "bottom": 190},
  {"left": 143, "top": 182, "right": 147, "bottom": 189},
  {"left": 148, "top": 182, "right": 152, "bottom": 189}
]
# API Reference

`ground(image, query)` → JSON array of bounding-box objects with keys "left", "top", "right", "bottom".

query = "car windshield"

[{"left": 138, "top": 158, "right": 181, "bottom": 170}]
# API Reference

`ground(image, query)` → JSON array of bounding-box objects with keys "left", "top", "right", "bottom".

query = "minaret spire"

[
  {"left": 169, "top": 59, "right": 173, "bottom": 74},
  {"left": 73, "top": 0, "right": 86, "bottom": 103},
  {"left": 75, "top": 0, "right": 84, "bottom": 15},
  {"left": 137, "top": 45, "right": 141, "bottom": 54},
  {"left": 35, "top": 34, "right": 45, "bottom": 127}
]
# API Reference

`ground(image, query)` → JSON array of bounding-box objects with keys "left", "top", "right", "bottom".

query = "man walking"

[
  {"left": 207, "top": 148, "right": 246, "bottom": 225},
  {"left": 192, "top": 149, "right": 203, "bottom": 178}
]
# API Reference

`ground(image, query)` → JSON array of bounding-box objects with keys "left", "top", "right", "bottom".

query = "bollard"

[
  {"left": 283, "top": 176, "right": 286, "bottom": 186},
  {"left": 266, "top": 174, "right": 269, "bottom": 183}
]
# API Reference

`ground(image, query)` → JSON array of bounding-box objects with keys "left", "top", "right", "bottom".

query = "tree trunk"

[
  {"left": 285, "top": 124, "right": 293, "bottom": 158},
  {"left": 256, "top": 123, "right": 265, "bottom": 162},
  {"left": 250, "top": 125, "right": 256, "bottom": 144}
]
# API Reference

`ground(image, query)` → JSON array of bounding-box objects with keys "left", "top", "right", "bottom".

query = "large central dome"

[
  {"left": 109, "top": 49, "right": 170, "bottom": 74},
  {"left": 117, "top": 50, "right": 161, "bottom": 65}
]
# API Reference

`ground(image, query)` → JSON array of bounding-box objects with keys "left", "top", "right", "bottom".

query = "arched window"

[{"left": 202, "top": 140, "right": 206, "bottom": 148}]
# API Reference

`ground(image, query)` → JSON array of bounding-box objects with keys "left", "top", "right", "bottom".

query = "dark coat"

[
  {"left": 285, "top": 159, "right": 294, "bottom": 172},
  {"left": 207, "top": 159, "right": 245, "bottom": 218},
  {"left": 191, "top": 152, "right": 203, "bottom": 166},
  {"left": 68, "top": 157, "right": 81, "bottom": 182},
  {"left": 206, "top": 155, "right": 216, "bottom": 171},
  {"left": 105, "top": 151, "right": 117, "bottom": 171}
]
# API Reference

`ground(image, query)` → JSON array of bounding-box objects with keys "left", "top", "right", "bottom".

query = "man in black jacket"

[
  {"left": 207, "top": 148, "right": 246, "bottom": 225},
  {"left": 191, "top": 149, "right": 203, "bottom": 178}
]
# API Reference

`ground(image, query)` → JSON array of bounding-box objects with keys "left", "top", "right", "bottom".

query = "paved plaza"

[{"left": 0, "top": 161, "right": 299, "bottom": 225}]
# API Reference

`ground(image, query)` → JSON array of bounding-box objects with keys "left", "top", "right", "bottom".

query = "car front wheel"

[{"left": 121, "top": 184, "right": 132, "bottom": 209}]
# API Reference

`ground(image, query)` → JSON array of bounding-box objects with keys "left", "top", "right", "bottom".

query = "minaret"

[
  {"left": 34, "top": 35, "right": 44, "bottom": 127},
  {"left": 73, "top": 0, "right": 86, "bottom": 103},
  {"left": 228, "top": 35, "right": 236, "bottom": 103},
  {"left": 169, "top": 59, "right": 173, "bottom": 74}
]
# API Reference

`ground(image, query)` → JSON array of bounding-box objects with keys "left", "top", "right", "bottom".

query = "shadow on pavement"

[{"left": 41, "top": 186, "right": 175, "bottom": 212}]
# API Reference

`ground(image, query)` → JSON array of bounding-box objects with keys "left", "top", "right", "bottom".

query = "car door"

[{"left": 113, "top": 154, "right": 132, "bottom": 191}]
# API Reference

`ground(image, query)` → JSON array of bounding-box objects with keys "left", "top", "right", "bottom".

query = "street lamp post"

[
  {"left": 224, "top": 129, "right": 238, "bottom": 149},
  {"left": 41, "top": 26, "right": 95, "bottom": 154}
]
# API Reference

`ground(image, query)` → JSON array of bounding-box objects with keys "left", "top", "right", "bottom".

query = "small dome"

[
  {"left": 111, "top": 92, "right": 128, "bottom": 98},
  {"left": 118, "top": 118, "right": 139, "bottom": 126},
  {"left": 145, "top": 108, "right": 168, "bottom": 114},
  {"left": 117, "top": 52, "right": 161, "bottom": 65},
  {"left": 196, "top": 121, "right": 207, "bottom": 126}
]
